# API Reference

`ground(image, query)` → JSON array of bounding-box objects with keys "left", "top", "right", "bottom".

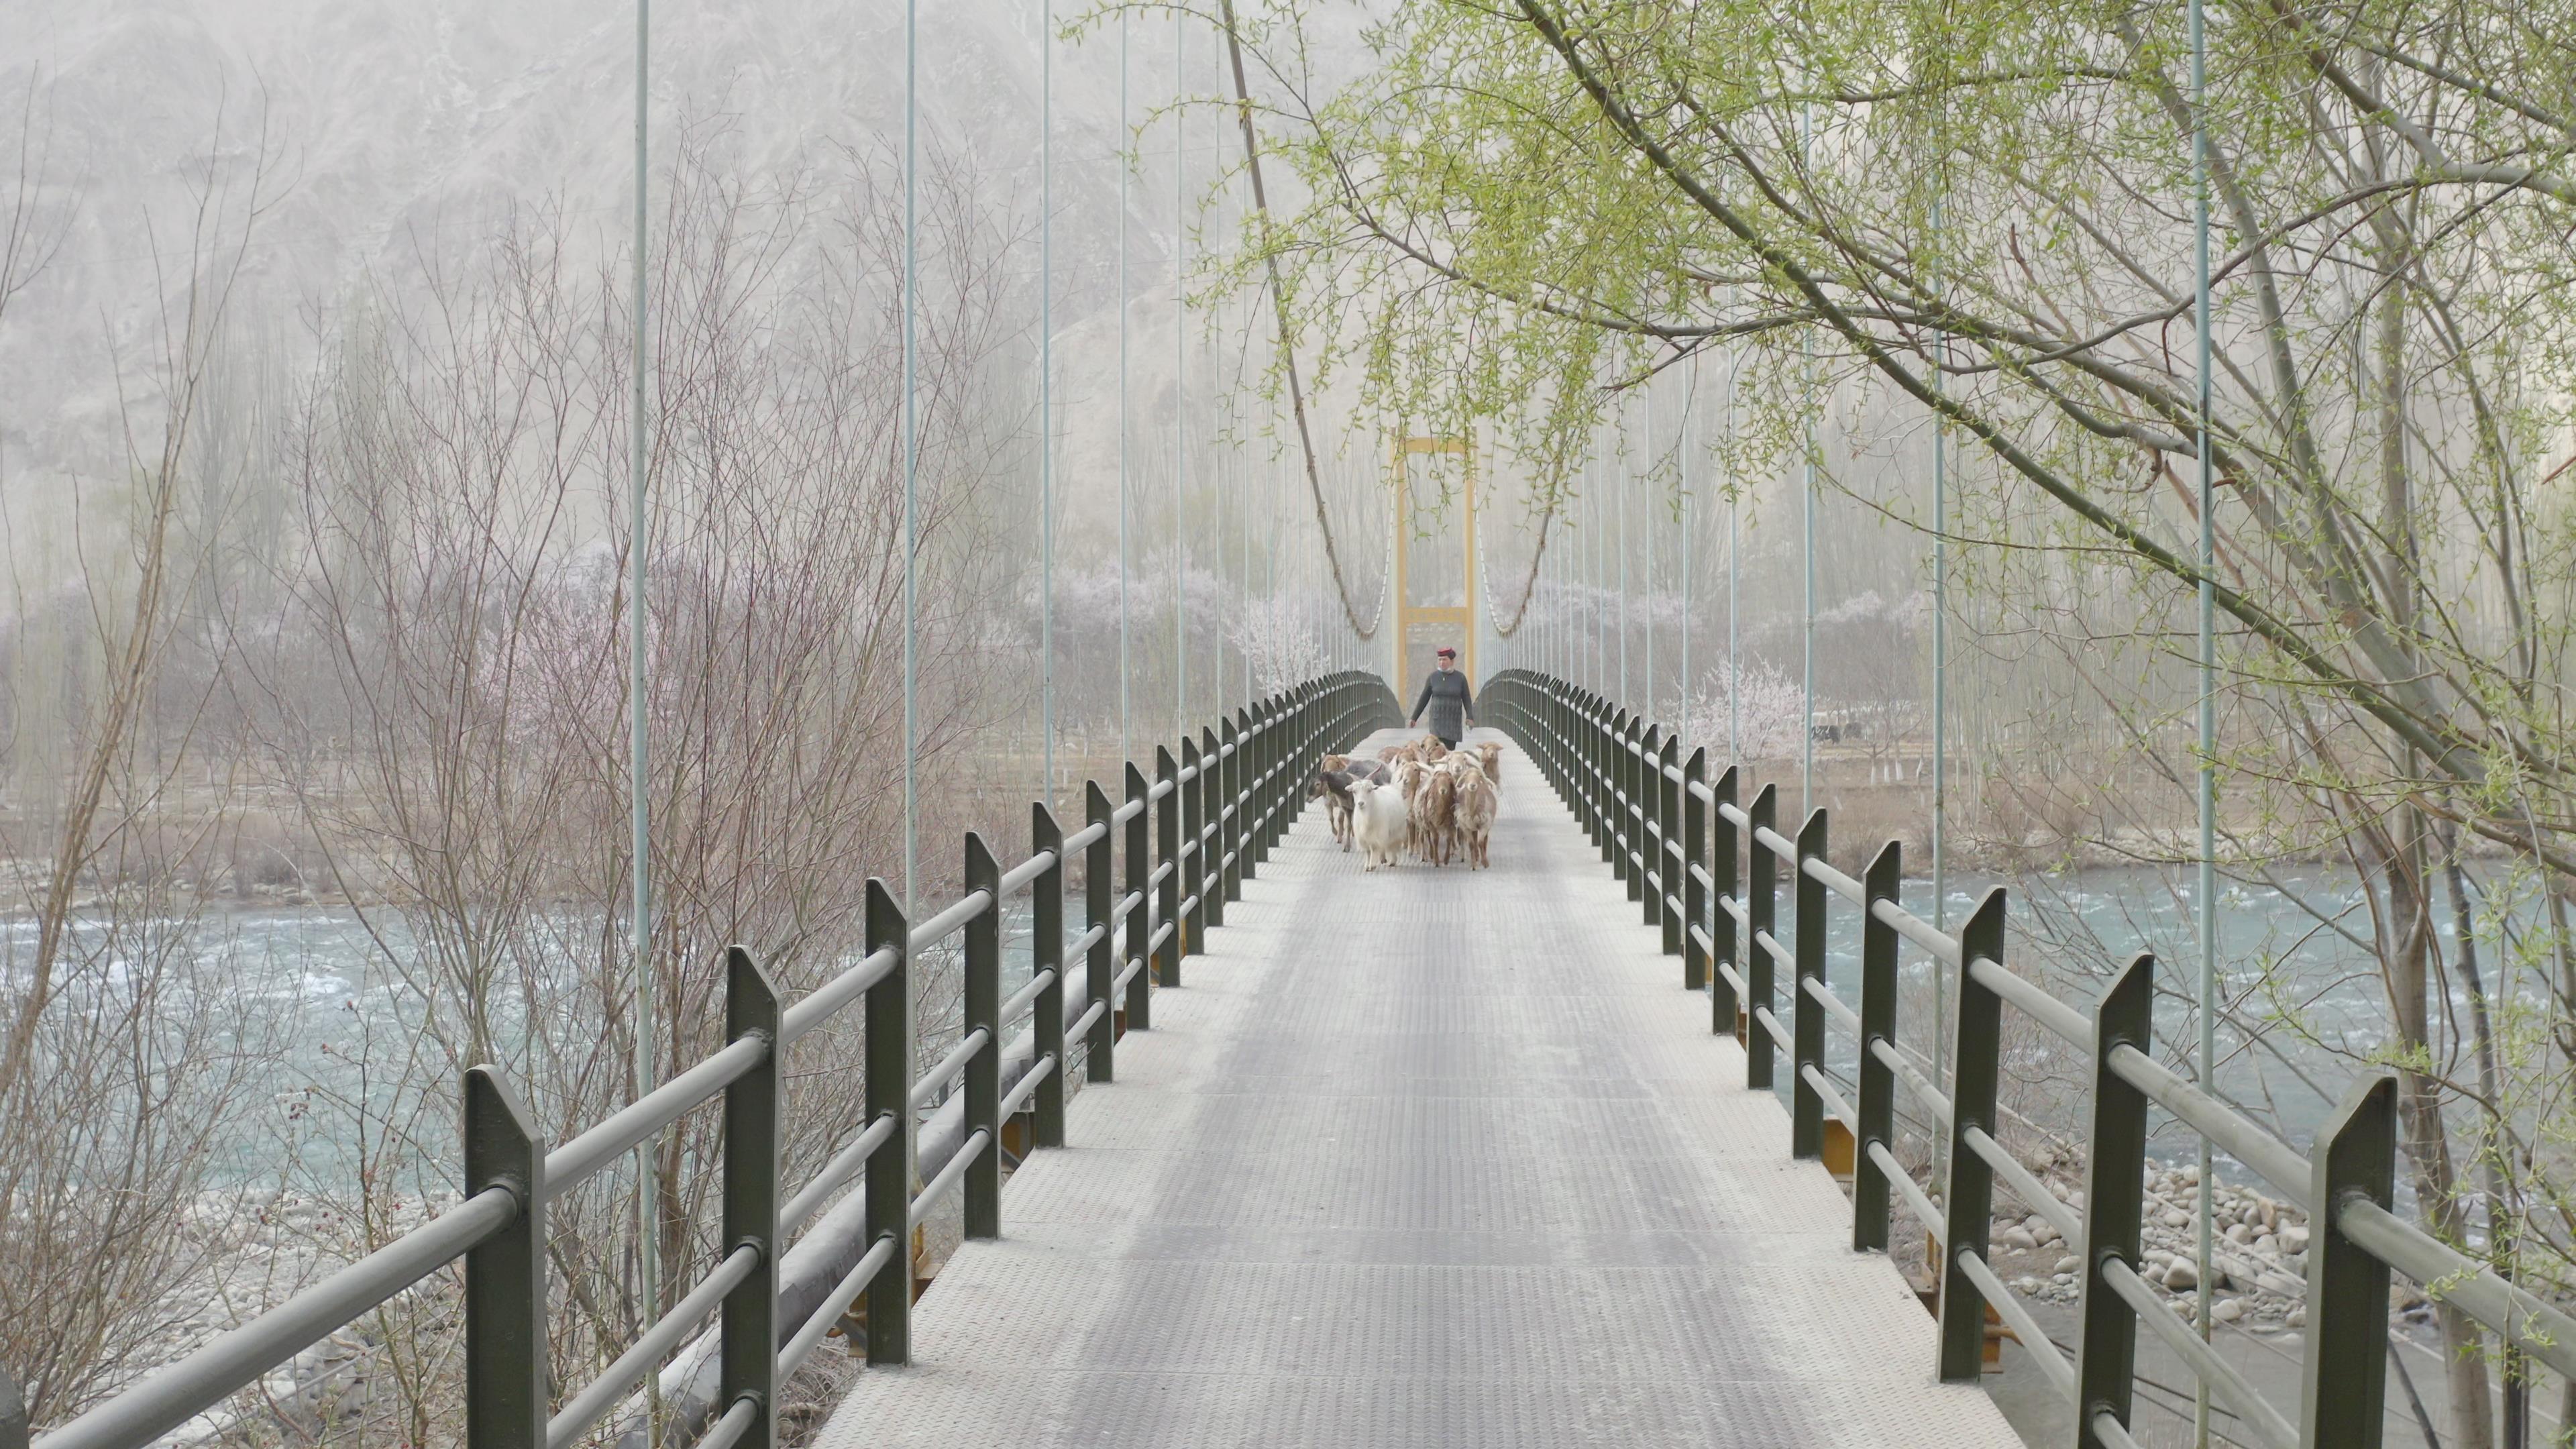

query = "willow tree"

[{"left": 1216, "top": 0, "right": 2576, "bottom": 1440}]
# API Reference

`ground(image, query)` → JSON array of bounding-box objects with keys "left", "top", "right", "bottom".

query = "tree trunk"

[
  {"left": 2383, "top": 818, "right": 2493, "bottom": 1449},
  {"left": 2443, "top": 827, "right": 2524, "bottom": 1447}
]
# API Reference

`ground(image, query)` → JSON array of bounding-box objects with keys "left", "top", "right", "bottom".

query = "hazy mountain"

[{"left": 0, "top": 0, "right": 1242, "bottom": 564}]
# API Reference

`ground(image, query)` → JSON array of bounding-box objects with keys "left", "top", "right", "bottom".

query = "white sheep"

[{"left": 1350, "top": 778, "right": 1411, "bottom": 871}]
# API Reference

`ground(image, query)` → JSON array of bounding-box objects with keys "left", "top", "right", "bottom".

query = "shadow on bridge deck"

[{"left": 811, "top": 729, "right": 2019, "bottom": 1448}]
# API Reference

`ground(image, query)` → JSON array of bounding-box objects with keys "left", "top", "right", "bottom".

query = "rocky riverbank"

[{"left": 1986, "top": 1161, "right": 2313, "bottom": 1332}]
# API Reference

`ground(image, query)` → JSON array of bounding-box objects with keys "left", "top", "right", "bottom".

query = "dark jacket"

[{"left": 1410, "top": 668, "right": 1475, "bottom": 741}]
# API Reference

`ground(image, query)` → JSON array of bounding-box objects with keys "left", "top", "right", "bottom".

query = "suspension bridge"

[{"left": 15, "top": 669, "right": 2575, "bottom": 1449}]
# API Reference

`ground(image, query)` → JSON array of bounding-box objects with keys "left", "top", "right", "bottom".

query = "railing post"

[
  {"left": 1562, "top": 690, "right": 1581, "bottom": 831},
  {"left": 963, "top": 833, "right": 1002, "bottom": 1240},
  {"left": 1565, "top": 686, "right": 1580, "bottom": 804},
  {"left": 861, "top": 879, "right": 911, "bottom": 1363},
  {"left": 464, "top": 1065, "right": 545, "bottom": 1449},
  {"left": 1937, "top": 888, "right": 2009, "bottom": 1381},
  {"left": 1603, "top": 702, "right": 1621, "bottom": 863},
  {"left": 2301, "top": 1075, "right": 2398, "bottom": 1449},
  {"left": 1525, "top": 677, "right": 1540, "bottom": 776},
  {"left": 1190, "top": 733, "right": 1220, "bottom": 932},
  {"left": 1220, "top": 724, "right": 1236, "bottom": 900},
  {"left": 719, "top": 948, "right": 780, "bottom": 1449},
  {"left": 1566, "top": 696, "right": 1587, "bottom": 830},
  {"left": 1659, "top": 735, "right": 1682, "bottom": 957},
  {"left": 1183, "top": 735, "right": 1210, "bottom": 945},
  {"left": 2073, "top": 953, "right": 2155, "bottom": 1449},
  {"left": 1854, "top": 839, "right": 1902, "bottom": 1253},
  {"left": 1637, "top": 724, "right": 1661, "bottom": 916},
  {"left": 1630, "top": 718, "right": 1650, "bottom": 896},
  {"left": 1231, "top": 711, "right": 1256, "bottom": 882},
  {"left": 1275, "top": 696, "right": 1293, "bottom": 845},
  {"left": 1746, "top": 783, "right": 1779, "bottom": 1091},
  {"left": 1603, "top": 708, "right": 1625, "bottom": 868},
  {"left": 1274, "top": 696, "right": 1289, "bottom": 800},
  {"left": 1711, "top": 765, "right": 1739, "bottom": 1036},
  {"left": 1638, "top": 725, "right": 1662, "bottom": 919},
  {"left": 1275, "top": 695, "right": 1293, "bottom": 849},
  {"left": 1562, "top": 690, "right": 1578, "bottom": 820},
  {"left": 1214, "top": 723, "right": 1235, "bottom": 905},
  {"left": 1244, "top": 707, "right": 1260, "bottom": 837},
  {"left": 1084, "top": 782, "right": 1116, "bottom": 1082},
  {"left": 1032, "top": 803, "right": 1067, "bottom": 1147},
  {"left": 1682, "top": 748, "right": 1708, "bottom": 991},
  {"left": 1155, "top": 746, "right": 1181, "bottom": 987},
  {"left": 1566, "top": 686, "right": 1587, "bottom": 799},
  {"left": 1597, "top": 701, "right": 1617, "bottom": 845},
  {"left": 1275, "top": 695, "right": 1295, "bottom": 849},
  {"left": 1574, "top": 696, "right": 1595, "bottom": 842},
  {"left": 1627, "top": 720, "right": 1650, "bottom": 901},
  {"left": 1243, "top": 705, "right": 1266, "bottom": 865},
  {"left": 1542, "top": 682, "right": 1558, "bottom": 792},
  {"left": 1125, "top": 762, "right": 1153, "bottom": 1031},
  {"left": 1790, "top": 808, "right": 1829, "bottom": 1161}
]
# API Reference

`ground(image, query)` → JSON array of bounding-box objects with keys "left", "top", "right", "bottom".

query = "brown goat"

[
  {"left": 1308, "top": 769, "right": 1358, "bottom": 850},
  {"left": 1413, "top": 767, "right": 1458, "bottom": 865},
  {"left": 1452, "top": 763, "right": 1498, "bottom": 868}
]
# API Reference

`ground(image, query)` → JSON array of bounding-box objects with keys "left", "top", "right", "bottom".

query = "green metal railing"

[
  {"left": 1486, "top": 667, "right": 2576, "bottom": 1449},
  {"left": 6, "top": 672, "right": 1399, "bottom": 1449}
]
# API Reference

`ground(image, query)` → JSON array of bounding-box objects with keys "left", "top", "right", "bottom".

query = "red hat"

[{"left": 1436, "top": 646, "right": 1457, "bottom": 657}]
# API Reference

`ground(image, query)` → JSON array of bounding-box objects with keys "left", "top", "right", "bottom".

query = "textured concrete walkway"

[{"left": 812, "top": 729, "right": 2020, "bottom": 1447}]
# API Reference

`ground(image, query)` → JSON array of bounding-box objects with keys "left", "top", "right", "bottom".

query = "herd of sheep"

[{"left": 1309, "top": 737, "right": 1503, "bottom": 871}]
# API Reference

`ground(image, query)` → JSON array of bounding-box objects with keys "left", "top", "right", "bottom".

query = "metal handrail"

[
  {"left": 780, "top": 1115, "right": 898, "bottom": 1230},
  {"left": 912, "top": 888, "right": 995, "bottom": 953},
  {"left": 1962, "top": 1124, "right": 2082, "bottom": 1248},
  {"left": 1800, "top": 854, "right": 1865, "bottom": 906},
  {"left": 911, "top": 1128, "right": 991, "bottom": 1228},
  {"left": 1870, "top": 1036, "right": 1952, "bottom": 1126},
  {"left": 1801, "top": 1063, "right": 1859, "bottom": 1137},
  {"left": 1966, "top": 956, "right": 2090, "bottom": 1049},
  {"left": 780, "top": 945, "right": 900, "bottom": 1044},
  {"left": 1869, "top": 896, "right": 1962, "bottom": 967},
  {"left": 28, "top": 1187, "right": 519, "bottom": 1449},
  {"left": 2102, "top": 1258, "right": 2297, "bottom": 1449},
  {"left": 1000, "top": 967, "right": 1057, "bottom": 1027},
  {"left": 547, "top": 1035, "right": 770, "bottom": 1195},
  {"left": 997, "top": 849, "right": 1059, "bottom": 896},
  {"left": 996, "top": 1055, "right": 1057, "bottom": 1118},
  {"left": 1953, "top": 1247, "right": 2071, "bottom": 1397},
  {"left": 910, "top": 1028, "right": 993, "bottom": 1112},
  {"left": 776, "top": 1236, "right": 897, "bottom": 1379},
  {"left": 1799, "top": 973, "right": 1860, "bottom": 1038},
  {"left": 547, "top": 1244, "right": 760, "bottom": 1449},
  {"left": 24, "top": 669, "right": 1398, "bottom": 1449},
  {"left": 2104, "top": 1043, "right": 2311, "bottom": 1211},
  {"left": 2337, "top": 1199, "right": 2576, "bottom": 1381}
]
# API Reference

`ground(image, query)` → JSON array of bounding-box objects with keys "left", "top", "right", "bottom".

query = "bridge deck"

[{"left": 813, "top": 729, "right": 2019, "bottom": 1448}]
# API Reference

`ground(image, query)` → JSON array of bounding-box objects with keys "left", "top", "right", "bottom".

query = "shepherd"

[{"left": 1407, "top": 645, "right": 1476, "bottom": 749}]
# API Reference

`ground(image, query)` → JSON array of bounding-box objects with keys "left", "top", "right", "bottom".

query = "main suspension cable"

[
  {"left": 1216, "top": 0, "right": 1383, "bottom": 640},
  {"left": 1481, "top": 496, "right": 1559, "bottom": 637}
]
